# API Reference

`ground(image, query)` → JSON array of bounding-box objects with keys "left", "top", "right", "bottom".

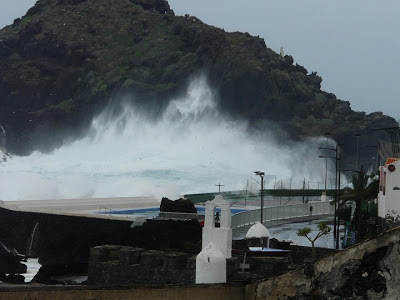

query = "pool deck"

[{"left": 0, "top": 197, "right": 162, "bottom": 220}]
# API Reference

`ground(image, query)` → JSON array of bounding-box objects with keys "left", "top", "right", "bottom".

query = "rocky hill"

[{"left": 0, "top": 0, "right": 396, "bottom": 166}]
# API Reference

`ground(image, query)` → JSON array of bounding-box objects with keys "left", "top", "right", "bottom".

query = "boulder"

[
  {"left": 0, "top": 241, "right": 27, "bottom": 274},
  {"left": 160, "top": 197, "right": 197, "bottom": 213},
  {"left": 2, "top": 274, "right": 25, "bottom": 284}
]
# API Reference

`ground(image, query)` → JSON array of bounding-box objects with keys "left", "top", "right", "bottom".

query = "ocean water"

[{"left": 0, "top": 77, "right": 335, "bottom": 201}]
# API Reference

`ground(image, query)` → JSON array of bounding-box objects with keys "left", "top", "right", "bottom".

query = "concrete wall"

[
  {"left": 247, "top": 226, "right": 400, "bottom": 299},
  {"left": 379, "top": 159, "right": 400, "bottom": 218},
  {"left": 0, "top": 285, "right": 245, "bottom": 300}
]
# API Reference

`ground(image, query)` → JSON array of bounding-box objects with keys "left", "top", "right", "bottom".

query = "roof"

[
  {"left": 385, "top": 158, "right": 400, "bottom": 166},
  {"left": 246, "top": 222, "right": 271, "bottom": 239}
]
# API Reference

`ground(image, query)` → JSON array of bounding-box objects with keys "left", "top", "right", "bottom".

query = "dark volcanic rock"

[
  {"left": 0, "top": 241, "right": 27, "bottom": 274},
  {"left": 249, "top": 226, "right": 400, "bottom": 299},
  {"left": 160, "top": 197, "right": 197, "bottom": 213},
  {"left": 1, "top": 274, "right": 25, "bottom": 284}
]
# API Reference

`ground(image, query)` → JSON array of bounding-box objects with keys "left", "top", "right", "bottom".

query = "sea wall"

[
  {"left": 247, "top": 226, "right": 400, "bottom": 299},
  {"left": 0, "top": 207, "right": 202, "bottom": 282}
]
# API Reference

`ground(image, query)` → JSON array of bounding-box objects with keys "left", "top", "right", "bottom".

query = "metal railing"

[
  {"left": 99, "top": 206, "right": 117, "bottom": 215},
  {"left": 231, "top": 201, "right": 334, "bottom": 229},
  {"left": 157, "top": 211, "right": 205, "bottom": 221}
]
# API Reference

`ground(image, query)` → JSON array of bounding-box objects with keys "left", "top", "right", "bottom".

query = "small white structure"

[
  {"left": 245, "top": 222, "right": 272, "bottom": 247},
  {"left": 201, "top": 195, "right": 232, "bottom": 258},
  {"left": 378, "top": 158, "right": 400, "bottom": 219},
  {"left": 196, "top": 195, "right": 232, "bottom": 284},
  {"left": 321, "top": 192, "right": 327, "bottom": 202},
  {"left": 195, "top": 242, "right": 226, "bottom": 284}
]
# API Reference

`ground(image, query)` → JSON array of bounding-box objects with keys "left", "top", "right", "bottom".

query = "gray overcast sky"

[{"left": 1, "top": 1, "right": 400, "bottom": 120}]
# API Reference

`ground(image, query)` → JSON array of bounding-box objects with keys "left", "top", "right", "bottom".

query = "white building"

[
  {"left": 378, "top": 158, "right": 400, "bottom": 219},
  {"left": 201, "top": 195, "right": 232, "bottom": 258},
  {"left": 196, "top": 195, "right": 232, "bottom": 284},
  {"left": 195, "top": 242, "right": 226, "bottom": 284}
]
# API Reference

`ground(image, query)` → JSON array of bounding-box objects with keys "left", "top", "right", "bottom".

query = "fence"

[
  {"left": 99, "top": 206, "right": 117, "bottom": 215},
  {"left": 157, "top": 211, "right": 205, "bottom": 221},
  {"left": 231, "top": 201, "right": 334, "bottom": 229}
]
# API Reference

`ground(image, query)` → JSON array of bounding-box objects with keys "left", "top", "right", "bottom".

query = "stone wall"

[
  {"left": 88, "top": 245, "right": 239, "bottom": 286},
  {"left": 88, "top": 245, "right": 194, "bottom": 286},
  {"left": 247, "top": 226, "right": 400, "bottom": 299},
  {"left": 288, "top": 244, "right": 338, "bottom": 265}
]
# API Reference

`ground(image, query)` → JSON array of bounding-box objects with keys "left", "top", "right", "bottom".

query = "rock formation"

[
  {"left": 0, "top": 241, "right": 27, "bottom": 276},
  {"left": 0, "top": 0, "right": 395, "bottom": 166},
  {"left": 160, "top": 197, "right": 197, "bottom": 213},
  {"left": 247, "top": 226, "right": 400, "bottom": 299}
]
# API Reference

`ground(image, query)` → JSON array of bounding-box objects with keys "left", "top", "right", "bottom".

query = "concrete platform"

[{"left": 0, "top": 197, "right": 161, "bottom": 220}]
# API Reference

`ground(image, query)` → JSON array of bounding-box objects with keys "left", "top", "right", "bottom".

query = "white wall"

[{"left": 378, "top": 160, "right": 400, "bottom": 219}]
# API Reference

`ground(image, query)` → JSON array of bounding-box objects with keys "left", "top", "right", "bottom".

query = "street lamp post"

[
  {"left": 254, "top": 171, "right": 265, "bottom": 224},
  {"left": 319, "top": 143, "right": 342, "bottom": 249},
  {"left": 323, "top": 133, "right": 331, "bottom": 193}
]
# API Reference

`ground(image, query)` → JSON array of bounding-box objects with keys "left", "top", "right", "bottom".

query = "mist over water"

[{"left": 0, "top": 77, "right": 335, "bottom": 201}]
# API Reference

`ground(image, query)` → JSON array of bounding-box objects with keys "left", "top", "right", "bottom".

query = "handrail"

[
  {"left": 99, "top": 206, "right": 117, "bottom": 215},
  {"left": 231, "top": 201, "right": 333, "bottom": 229},
  {"left": 157, "top": 211, "right": 204, "bottom": 221}
]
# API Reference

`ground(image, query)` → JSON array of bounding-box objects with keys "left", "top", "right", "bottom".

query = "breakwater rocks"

[{"left": 0, "top": 241, "right": 26, "bottom": 277}]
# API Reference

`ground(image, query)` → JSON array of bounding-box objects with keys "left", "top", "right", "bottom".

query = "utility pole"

[
  {"left": 324, "top": 133, "right": 330, "bottom": 193},
  {"left": 254, "top": 171, "right": 265, "bottom": 223},
  {"left": 336, "top": 145, "right": 342, "bottom": 249}
]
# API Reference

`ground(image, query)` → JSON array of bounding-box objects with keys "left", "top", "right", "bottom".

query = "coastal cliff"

[{"left": 0, "top": 0, "right": 396, "bottom": 165}]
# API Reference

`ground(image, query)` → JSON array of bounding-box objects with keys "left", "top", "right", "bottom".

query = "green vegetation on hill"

[{"left": 0, "top": 0, "right": 396, "bottom": 160}]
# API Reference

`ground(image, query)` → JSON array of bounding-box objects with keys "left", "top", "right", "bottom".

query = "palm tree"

[{"left": 338, "top": 170, "right": 378, "bottom": 240}]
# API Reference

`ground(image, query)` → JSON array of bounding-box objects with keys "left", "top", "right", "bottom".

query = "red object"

[{"left": 199, "top": 220, "right": 205, "bottom": 227}]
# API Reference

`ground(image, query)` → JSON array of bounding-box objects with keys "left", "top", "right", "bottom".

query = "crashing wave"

[
  {"left": 0, "top": 125, "right": 11, "bottom": 162},
  {"left": 0, "top": 146, "right": 11, "bottom": 163},
  {"left": 1, "top": 147, "right": 11, "bottom": 163}
]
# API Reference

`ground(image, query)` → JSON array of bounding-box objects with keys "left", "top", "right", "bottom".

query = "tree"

[
  {"left": 337, "top": 170, "right": 379, "bottom": 240},
  {"left": 297, "top": 222, "right": 330, "bottom": 261}
]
